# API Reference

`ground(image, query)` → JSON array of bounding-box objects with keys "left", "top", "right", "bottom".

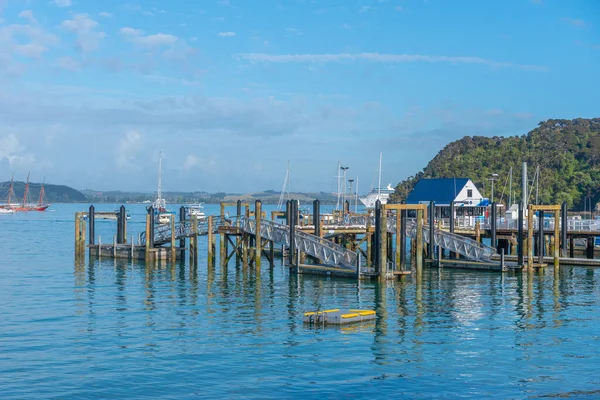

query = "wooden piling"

[
  {"left": 170, "top": 216, "right": 176, "bottom": 263},
  {"left": 416, "top": 208, "right": 423, "bottom": 273},
  {"left": 74, "top": 212, "right": 81, "bottom": 256},
  {"left": 207, "top": 216, "right": 214, "bottom": 266},
  {"left": 190, "top": 214, "right": 198, "bottom": 267},
  {"left": 395, "top": 210, "right": 401, "bottom": 269},
  {"left": 553, "top": 209, "right": 560, "bottom": 270},
  {"left": 527, "top": 205, "right": 534, "bottom": 271},
  {"left": 255, "top": 200, "right": 262, "bottom": 271},
  {"left": 145, "top": 213, "right": 151, "bottom": 262},
  {"left": 380, "top": 205, "right": 388, "bottom": 278}
]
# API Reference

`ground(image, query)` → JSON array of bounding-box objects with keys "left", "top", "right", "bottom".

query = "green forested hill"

[
  {"left": 0, "top": 181, "right": 87, "bottom": 203},
  {"left": 390, "top": 118, "right": 600, "bottom": 210}
]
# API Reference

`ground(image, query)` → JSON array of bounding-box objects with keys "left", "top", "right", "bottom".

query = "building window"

[{"left": 467, "top": 189, "right": 473, "bottom": 198}]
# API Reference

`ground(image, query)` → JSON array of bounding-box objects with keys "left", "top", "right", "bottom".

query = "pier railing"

[
  {"left": 242, "top": 217, "right": 357, "bottom": 269},
  {"left": 140, "top": 216, "right": 233, "bottom": 246}
]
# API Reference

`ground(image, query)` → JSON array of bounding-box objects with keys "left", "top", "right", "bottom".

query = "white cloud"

[
  {"left": 0, "top": 134, "right": 35, "bottom": 167},
  {"left": 395, "top": 6, "right": 403, "bottom": 12},
  {"left": 237, "top": 52, "right": 548, "bottom": 71},
  {"left": 61, "top": 14, "right": 107, "bottom": 52},
  {"left": 52, "top": 0, "right": 72, "bottom": 7},
  {"left": 183, "top": 154, "right": 199, "bottom": 171},
  {"left": 18, "top": 10, "right": 38, "bottom": 25},
  {"left": 359, "top": 6, "right": 371, "bottom": 13},
  {"left": 218, "top": 31, "right": 236, "bottom": 37},
  {"left": 99, "top": 12, "right": 113, "bottom": 18},
  {"left": 218, "top": 0, "right": 230, "bottom": 5},
  {"left": 120, "top": 27, "right": 178, "bottom": 47},
  {"left": 0, "top": 23, "right": 58, "bottom": 65},
  {"left": 55, "top": 56, "right": 81, "bottom": 71},
  {"left": 116, "top": 130, "right": 142, "bottom": 169}
]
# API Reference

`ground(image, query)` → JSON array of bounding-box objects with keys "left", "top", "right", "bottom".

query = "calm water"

[{"left": 1, "top": 204, "right": 600, "bottom": 399}]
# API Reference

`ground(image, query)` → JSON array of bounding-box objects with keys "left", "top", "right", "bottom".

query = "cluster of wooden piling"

[{"left": 75, "top": 198, "right": 598, "bottom": 277}]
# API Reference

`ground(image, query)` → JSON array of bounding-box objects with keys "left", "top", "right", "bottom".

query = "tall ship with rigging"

[
  {"left": 359, "top": 153, "right": 395, "bottom": 209},
  {"left": 0, "top": 173, "right": 50, "bottom": 212}
]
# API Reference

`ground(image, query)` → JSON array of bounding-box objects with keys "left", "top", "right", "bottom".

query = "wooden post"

[
  {"left": 88, "top": 205, "right": 95, "bottom": 246},
  {"left": 170, "top": 216, "right": 176, "bottom": 262},
  {"left": 269, "top": 240, "right": 274, "bottom": 268},
  {"left": 527, "top": 205, "right": 534, "bottom": 271},
  {"left": 74, "top": 212, "right": 81, "bottom": 257},
  {"left": 193, "top": 215, "right": 199, "bottom": 266},
  {"left": 179, "top": 206, "right": 186, "bottom": 250},
  {"left": 475, "top": 220, "right": 481, "bottom": 244},
  {"left": 449, "top": 201, "right": 455, "bottom": 259},
  {"left": 561, "top": 202, "right": 568, "bottom": 257},
  {"left": 207, "top": 216, "right": 214, "bottom": 266},
  {"left": 538, "top": 210, "right": 544, "bottom": 263},
  {"left": 374, "top": 200, "right": 381, "bottom": 274},
  {"left": 395, "top": 209, "right": 401, "bottom": 270},
  {"left": 242, "top": 233, "right": 248, "bottom": 268},
  {"left": 113, "top": 234, "right": 117, "bottom": 258},
  {"left": 428, "top": 201, "right": 435, "bottom": 257},
  {"left": 400, "top": 209, "right": 407, "bottom": 270},
  {"left": 553, "top": 210, "right": 560, "bottom": 270},
  {"left": 81, "top": 218, "right": 86, "bottom": 257},
  {"left": 255, "top": 200, "right": 262, "bottom": 271},
  {"left": 416, "top": 208, "right": 423, "bottom": 274},
  {"left": 120, "top": 205, "right": 127, "bottom": 244},
  {"left": 145, "top": 213, "right": 151, "bottom": 262},
  {"left": 380, "top": 205, "right": 388, "bottom": 278}
]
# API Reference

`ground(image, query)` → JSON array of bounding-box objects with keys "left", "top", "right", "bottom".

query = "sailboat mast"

[
  {"left": 7, "top": 173, "right": 13, "bottom": 205},
  {"left": 355, "top": 177, "right": 359, "bottom": 213},
  {"left": 277, "top": 161, "right": 290, "bottom": 211},
  {"left": 509, "top": 167, "right": 513, "bottom": 206},
  {"left": 378, "top": 152, "right": 382, "bottom": 197},
  {"left": 157, "top": 152, "right": 163, "bottom": 201},
  {"left": 22, "top": 172, "right": 30, "bottom": 206},
  {"left": 336, "top": 161, "right": 341, "bottom": 210},
  {"left": 38, "top": 177, "right": 46, "bottom": 206}
]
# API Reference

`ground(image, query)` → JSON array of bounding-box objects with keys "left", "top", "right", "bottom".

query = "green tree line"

[{"left": 390, "top": 118, "right": 600, "bottom": 210}]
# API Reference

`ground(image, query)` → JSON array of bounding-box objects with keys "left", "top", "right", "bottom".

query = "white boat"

[
  {"left": 158, "top": 213, "right": 172, "bottom": 225},
  {"left": 360, "top": 152, "right": 395, "bottom": 209},
  {"left": 147, "top": 151, "right": 173, "bottom": 224},
  {"left": 186, "top": 203, "right": 205, "bottom": 219},
  {"left": 0, "top": 207, "right": 15, "bottom": 214}
]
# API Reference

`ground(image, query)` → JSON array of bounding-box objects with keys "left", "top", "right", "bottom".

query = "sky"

[{"left": 0, "top": 0, "right": 598, "bottom": 194}]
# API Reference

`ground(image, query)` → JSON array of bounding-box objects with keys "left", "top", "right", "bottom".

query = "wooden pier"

[{"left": 74, "top": 200, "right": 599, "bottom": 282}]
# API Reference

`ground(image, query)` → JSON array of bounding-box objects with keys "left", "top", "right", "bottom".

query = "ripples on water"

[{"left": 1, "top": 205, "right": 600, "bottom": 399}]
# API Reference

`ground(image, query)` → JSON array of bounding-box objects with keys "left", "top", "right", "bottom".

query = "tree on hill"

[{"left": 390, "top": 118, "right": 600, "bottom": 210}]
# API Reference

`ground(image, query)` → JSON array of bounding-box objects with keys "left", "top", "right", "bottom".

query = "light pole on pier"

[
  {"left": 489, "top": 173, "right": 499, "bottom": 203},
  {"left": 340, "top": 166, "right": 349, "bottom": 211}
]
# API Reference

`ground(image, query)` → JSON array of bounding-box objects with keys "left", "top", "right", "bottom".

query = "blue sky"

[{"left": 0, "top": 0, "right": 598, "bottom": 193}]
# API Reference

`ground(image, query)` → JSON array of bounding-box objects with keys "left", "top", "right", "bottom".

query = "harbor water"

[{"left": 1, "top": 204, "right": 600, "bottom": 398}]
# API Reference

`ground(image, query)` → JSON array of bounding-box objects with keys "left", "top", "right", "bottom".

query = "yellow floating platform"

[{"left": 303, "top": 309, "right": 376, "bottom": 325}]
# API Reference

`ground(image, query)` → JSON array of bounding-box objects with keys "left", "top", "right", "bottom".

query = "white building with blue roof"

[{"left": 406, "top": 178, "right": 489, "bottom": 219}]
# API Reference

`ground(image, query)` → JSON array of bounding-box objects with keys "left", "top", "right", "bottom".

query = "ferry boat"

[{"left": 359, "top": 184, "right": 395, "bottom": 209}]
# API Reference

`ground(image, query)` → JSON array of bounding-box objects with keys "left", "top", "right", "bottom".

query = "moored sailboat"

[{"left": 147, "top": 152, "right": 174, "bottom": 224}]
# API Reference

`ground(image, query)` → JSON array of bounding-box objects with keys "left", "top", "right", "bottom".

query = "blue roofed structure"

[
  {"left": 406, "top": 178, "right": 489, "bottom": 219},
  {"left": 406, "top": 178, "right": 470, "bottom": 205}
]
